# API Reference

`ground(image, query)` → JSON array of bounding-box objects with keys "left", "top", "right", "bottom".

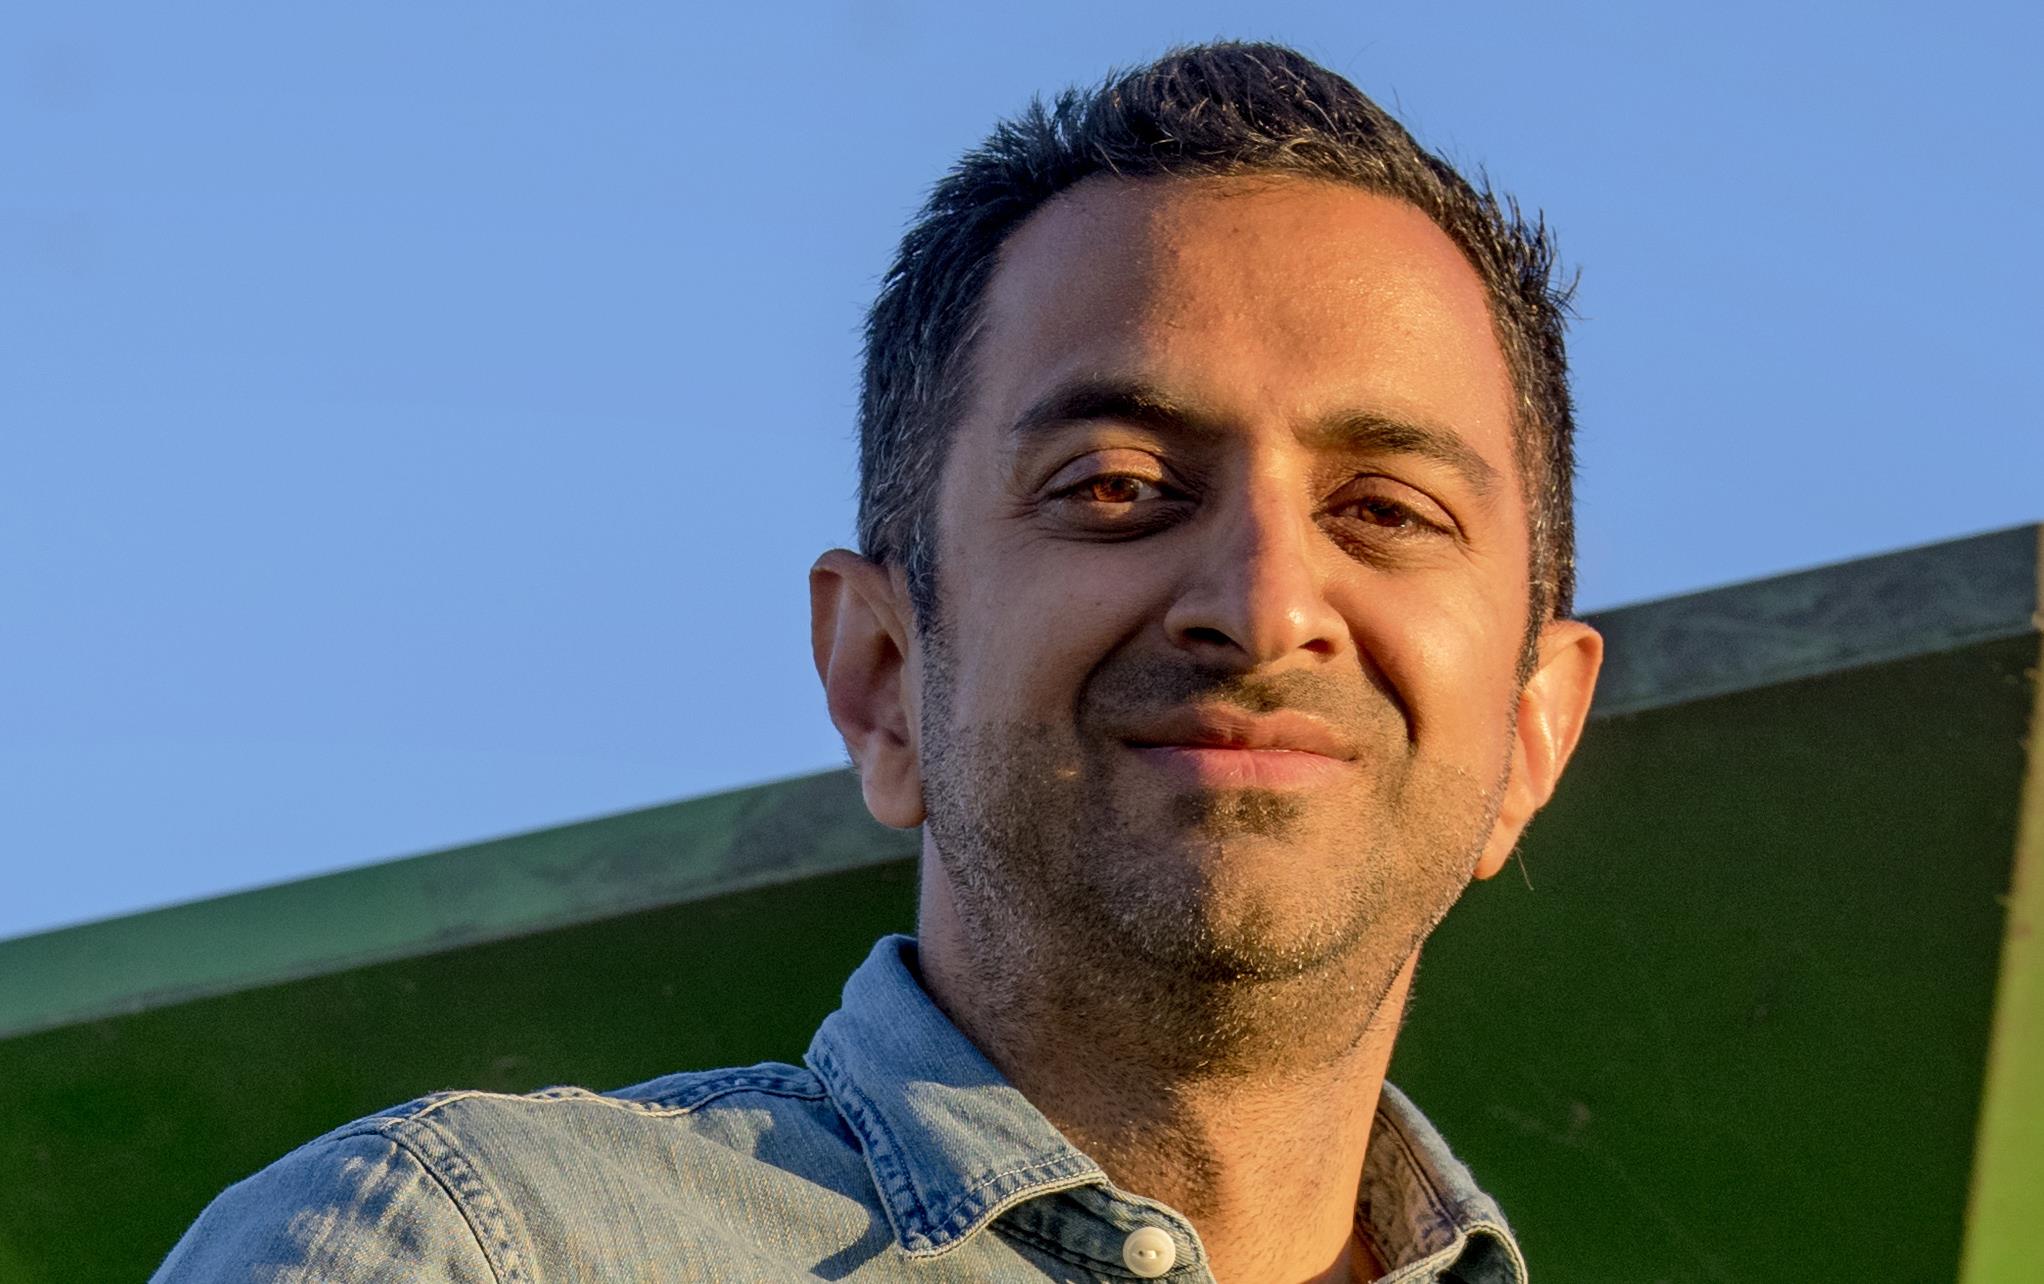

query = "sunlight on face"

[{"left": 918, "top": 176, "right": 1533, "bottom": 1003}]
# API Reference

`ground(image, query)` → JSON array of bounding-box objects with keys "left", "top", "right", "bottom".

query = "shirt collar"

[
  {"left": 805, "top": 935, "right": 1105, "bottom": 1256},
  {"left": 808, "top": 934, "right": 1528, "bottom": 1280},
  {"left": 1362, "top": 1082, "right": 1530, "bottom": 1284}
]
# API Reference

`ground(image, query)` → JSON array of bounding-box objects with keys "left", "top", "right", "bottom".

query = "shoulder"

[
  {"left": 151, "top": 1120, "right": 506, "bottom": 1282},
  {"left": 386, "top": 1062, "right": 836, "bottom": 1166},
  {"left": 154, "top": 1063, "right": 838, "bottom": 1283},
  {"left": 585, "top": 1060, "right": 829, "bottom": 1112}
]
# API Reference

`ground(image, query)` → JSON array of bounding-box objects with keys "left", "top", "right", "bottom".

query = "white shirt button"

[{"left": 1122, "top": 1225, "right": 1177, "bottom": 1277}]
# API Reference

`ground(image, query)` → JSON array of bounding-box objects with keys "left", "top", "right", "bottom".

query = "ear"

[
  {"left": 1473, "top": 619, "right": 1603, "bottom": 880},
  {"left": 810, "top": 549, "right": 925, "bottom": 829}
]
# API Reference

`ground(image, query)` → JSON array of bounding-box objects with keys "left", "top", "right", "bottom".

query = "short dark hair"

[{"left": 857, "top": 41, "right": 1578, "bottom": 650}]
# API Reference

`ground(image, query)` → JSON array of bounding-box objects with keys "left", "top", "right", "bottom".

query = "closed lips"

[{"left": 1120, "top": 708, "right": 1354, "bottom": 759}]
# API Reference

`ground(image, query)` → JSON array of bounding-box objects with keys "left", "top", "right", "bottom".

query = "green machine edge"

[{"left": 1959, "top": 526, "right": 2044, "bottom": 1284}]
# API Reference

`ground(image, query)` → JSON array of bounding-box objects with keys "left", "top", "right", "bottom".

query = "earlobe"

[
  {"left": 809, "top": 550, "right": 926, "bottom": 829},
  {"left": 1473, "top": 619, "right": 1604, "bottom": 880}
]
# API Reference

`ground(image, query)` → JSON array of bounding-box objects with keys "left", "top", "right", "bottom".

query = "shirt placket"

[{"left": 989, "top": 1183, "right": 1213, "bottom": 1281}]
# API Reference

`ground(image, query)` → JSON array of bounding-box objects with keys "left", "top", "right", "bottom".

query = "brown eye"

[
  {"left": 1350, "top": 498, "right": 1418, "bottom": 527},
  {"left": 1040, "top": 462, "right": 1184, "bottom": 537},
  {"left": 1082, "top": 475, "right": 1155, "bottom": 504},
  {"left": 1326, "top": 482, "right": 1453, "bottom": 542}
]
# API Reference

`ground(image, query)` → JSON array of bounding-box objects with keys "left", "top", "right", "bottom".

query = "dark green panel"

[
  {"left": 3, "top": 526, "right": 2037, "bottom": 1283},
  {"left": 0, "top": 767, "right": 915, "bottom": 1040},
  {"left": 1393, "top": 636, "right": 2035, "bottom": 1284},
  {"left": 0, "top": 860, "right": 917, "bottom": 1283}
]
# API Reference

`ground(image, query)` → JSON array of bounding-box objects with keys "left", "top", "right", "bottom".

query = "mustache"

[{"left": 1080, "top": 654, "right": 1393, "bottom": 730}]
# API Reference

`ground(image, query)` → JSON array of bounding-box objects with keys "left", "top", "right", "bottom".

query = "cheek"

[
  {"left": 944, "top": 545, "right": 1171, "bottom": 723},
  {"left": 1339, "top": 573, "right": 1521, "bottom": 748}
]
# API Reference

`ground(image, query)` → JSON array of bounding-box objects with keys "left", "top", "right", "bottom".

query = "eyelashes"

[
  {"left": 1043, "top": 469, "right": 1453, "bottom": 541},
  {"left": 1039, "top": 471, "right": 1187, "bottom": 537}
]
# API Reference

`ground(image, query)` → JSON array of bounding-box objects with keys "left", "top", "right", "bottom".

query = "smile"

[
  {"left": 1120, "top": 695, "right": 1357, "bottom": 789},
  {"left": 1125, "top": 744, "right": 1353, "bottom": 789},
  {"left": 1119, "top": 705, "right": 1358, "bottom": 789}
]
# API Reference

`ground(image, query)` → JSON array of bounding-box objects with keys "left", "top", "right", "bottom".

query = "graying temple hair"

[{"left": 857, "top": 41, "right": 1578, "bottom": 653}]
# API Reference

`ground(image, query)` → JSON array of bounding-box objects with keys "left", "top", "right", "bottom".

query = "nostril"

[{"left": 1180, "top": 625, "right": 1236, "bottom": 649}]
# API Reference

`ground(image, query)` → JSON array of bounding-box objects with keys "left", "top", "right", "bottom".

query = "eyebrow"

[{"left": 1009, "top": 376, "right": 1501, "bottom": 498}]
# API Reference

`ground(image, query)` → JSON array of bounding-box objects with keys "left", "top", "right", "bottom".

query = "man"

[{"left": 158, "top": 41, "right": 1600, "bottom": 1283}]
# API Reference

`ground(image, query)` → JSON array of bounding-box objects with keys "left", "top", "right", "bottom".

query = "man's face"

[{"left": 912, "top": 175, "right": 1550, "bottom": 994}]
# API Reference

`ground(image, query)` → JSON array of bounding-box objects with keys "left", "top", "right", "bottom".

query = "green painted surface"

[
  {"left": 1960, "top": 625, "right": 2044, "bottom": 1284},
  {"left": 1590, "top": 523, "right": 2038, "bottom": 717},
  {"left": 0, "top": 860, "right": 920, "bottom": 1282},
  {"left": 0, "top": 768, "right": 916, "bottom": 1038},
  {"left": 2, "top": 526, "right": 2039, "bottom": 1282},
  {"left": 1393, "top": 636, "right": 2036, "bottom": 1284}
]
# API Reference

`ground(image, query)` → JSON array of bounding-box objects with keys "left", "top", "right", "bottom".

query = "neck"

[{"left": 918, "top": 878, "right": 1416, "bottom": 1284}]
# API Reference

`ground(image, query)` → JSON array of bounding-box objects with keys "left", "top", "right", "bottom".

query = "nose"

[{"left": 1162, "top": 480, "right": 1347, "bottom": 667}]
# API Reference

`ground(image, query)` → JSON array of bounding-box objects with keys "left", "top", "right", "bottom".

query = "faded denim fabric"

[{"left": 155, "top": 936, "right": 1528, "bottom": 1283}]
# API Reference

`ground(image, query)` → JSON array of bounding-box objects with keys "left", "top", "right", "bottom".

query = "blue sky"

[{"left": 5, "top": 2, "right": 2039, "bottom": 941}]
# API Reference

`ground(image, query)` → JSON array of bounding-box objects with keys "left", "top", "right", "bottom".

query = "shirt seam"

[
  {"left": 608, "top": 1065, "right": 829, "bottom": 1111},
  {"left": 1373, "top": 1102, "right": 1459, "bottom": 1240},
  {"left": 992, "top": 1217, "right": 1166, "bottom": 1279},
  {"left": 811, "top": 1041, "right": 1105, "bottom": 1255},
  {"left": 1370, "top": 1107, "right": 1526, "bottom": 1281},
  {"left": 612, "top": 1077, "right": 833, "bottom": 1114},
  {"left": 911, "top": 1165, "right": 1106, "bottom": 1259},
  {"left": 348, "top": 1118, "right": 521, "bottom": 1284},
  {"left": 811, "top": 1040, "right": 935, "bottom": 1246},
  {"left": 399, "top": 1076, "right": 829, "bottom": 1124},
  {"left": 928, "top": 1153, "right": 1099, "bottom": 1235}
]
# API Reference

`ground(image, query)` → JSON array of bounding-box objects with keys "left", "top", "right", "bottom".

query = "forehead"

[{"left": 967, "top": 175, "right": 1515, "bottom": 463}]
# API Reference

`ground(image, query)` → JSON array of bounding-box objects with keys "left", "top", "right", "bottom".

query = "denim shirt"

[{"left": 156, "top": 936, "right": 1529, "bottom": 1282}]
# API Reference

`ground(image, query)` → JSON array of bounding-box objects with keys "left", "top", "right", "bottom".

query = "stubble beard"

[{"left": 917, "top": 628, "right": 1512, "bottom": 1080}]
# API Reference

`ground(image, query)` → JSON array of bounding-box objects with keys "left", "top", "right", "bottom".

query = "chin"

[{"left": 1091, "top": 863, "right": 1383, "bottom": 984}]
